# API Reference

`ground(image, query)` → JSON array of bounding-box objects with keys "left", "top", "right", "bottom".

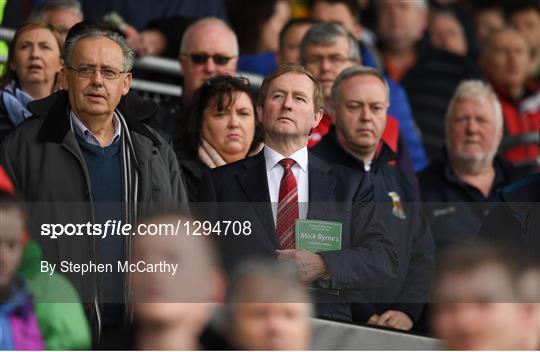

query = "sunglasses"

[{"left": 181, "top": 53, "right": 236, "bottom": 66}]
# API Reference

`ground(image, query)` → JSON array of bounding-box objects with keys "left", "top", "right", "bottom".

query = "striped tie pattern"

[{"left": 276, "top": 158, "right": 299, "bottom": 249}]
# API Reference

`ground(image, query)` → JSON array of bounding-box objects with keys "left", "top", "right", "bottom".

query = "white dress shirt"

[{"left": 264, "top": 145, "right": 309, "bottom": 225}]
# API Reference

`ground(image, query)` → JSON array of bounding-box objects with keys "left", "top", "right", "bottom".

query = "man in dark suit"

[{"left": 198, "top": 63, "right": 398, "bottom": 322}]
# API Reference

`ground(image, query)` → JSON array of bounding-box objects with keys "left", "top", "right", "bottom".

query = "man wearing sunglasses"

[
  {"left": 159, "top": 17, "right": 239, "bottom": 134},
  {"left": 179, "top": 17, "right": 239, "bottom": 104}
]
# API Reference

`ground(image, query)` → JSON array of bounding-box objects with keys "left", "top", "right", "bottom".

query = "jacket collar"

[
  {"left": 502, "top": 173, "right": 540, "bottom": 203},
  {"left": 30, "top": 90, "right": 162, "bottom": 146},
  {"left": 500, "top": 173, "right": 540, "bottom": 220},
  {"left": 327, "top": 126, "right": 397, "bottom": 170},
  {"left": 440, "top": 147, "right": 512, "bottom": 190}
]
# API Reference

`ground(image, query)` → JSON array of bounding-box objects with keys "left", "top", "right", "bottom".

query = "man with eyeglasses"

[
  {"left": 300, "top": 22, "right": 422, "bottom": 189},
  {"left": 0, "top": 22, "right": 189, "bottom": 336}
]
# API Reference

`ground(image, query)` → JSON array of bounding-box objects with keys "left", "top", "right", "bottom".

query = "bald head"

[{"left": 179, "top": 18, "right": 239, "bottom": 98}]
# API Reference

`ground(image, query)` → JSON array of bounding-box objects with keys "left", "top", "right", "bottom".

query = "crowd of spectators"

[{"left": 0, "top": 0, "right": 538, "bottom": 350}]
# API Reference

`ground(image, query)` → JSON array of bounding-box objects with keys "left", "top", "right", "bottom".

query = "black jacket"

[
  {"left": 0, "top": 90, "right": 190, "bottom": 332},
  {"left": 197, "top": 150, "right": 398, "bottom": 322},
  {"left": 0, "top": 92, "right": 18, "bottom": 143},
  {"left": 311, "top": 129, "right": 434, "bottom": 324},
  {"left": 418, "top": 151, "right": 527, "bottom": 253},
  {"left": 400, "top": 45, "right": 482, "bottom": 160},
  {"left": 174, "top": 141, "right": 209, "bottom": 202},
  {"left": 478, "top": 173, "right": 540, "bottom": 267}
]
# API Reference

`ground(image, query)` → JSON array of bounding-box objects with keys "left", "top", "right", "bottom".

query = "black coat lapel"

[
  {"left": 307, "top": 153, "right": 336, "bottom": 220},
  {"left": 36, "top": 91, "right": 71, "bottom": 143},
  {"left": 236, "top": 152, "right": 279, "bottom": 247}
]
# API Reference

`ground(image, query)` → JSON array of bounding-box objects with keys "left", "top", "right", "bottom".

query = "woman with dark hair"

[
  {"left": 0, "top": 20, "right": 63, "bottom": 142},
  {"left": 176, "top": 75, "right": 263, "bottom": 201}
]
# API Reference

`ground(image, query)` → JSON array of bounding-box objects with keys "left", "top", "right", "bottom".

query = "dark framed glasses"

[{"left": 181, "top": 53, "right": 236, "bottom": 66}]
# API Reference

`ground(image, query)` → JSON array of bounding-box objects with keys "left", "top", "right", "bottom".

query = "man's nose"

[
  {"left": 90, "top": 70, "right": 105, "bottom": 86},
  {"left": 204, "top": 57, "right": 217, "bottom": 73},
  {"left": 282, "top": 94, "right": 294, "bottom": 110},
  {"left": 320, "top": 57, "right": 333, "bottom": 71},
  {"left": 465, "top": 118, "right": 480, "bottom": 133},
  {"left": 358, "top": 106, "right": 372, "bottom": 121}
]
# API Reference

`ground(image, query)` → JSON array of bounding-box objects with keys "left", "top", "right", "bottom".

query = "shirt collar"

[
  {"left": 442, "top": 149, "right": 508, "bottom": 198},
  {"left": 70, "top": 110, "right": 122, "bottom": 147},
  {"left": 264, "top": 145, "right": 308, "bottom": 173}
]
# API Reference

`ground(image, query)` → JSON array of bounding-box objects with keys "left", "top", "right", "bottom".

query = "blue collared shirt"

[{"left": 70, "top": 110, "right": 121, "bottom": 147}]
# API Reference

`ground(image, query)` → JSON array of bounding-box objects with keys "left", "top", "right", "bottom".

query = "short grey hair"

[
  {"left": 445, "top": 80, "right": 504, "bottom": 134},
  {"left": 63, "top": 25, "right": 135, "bottom": 72},
  {"left": 179, "top": 17, "right": 239, "bottom": 56},
  {"left": 30, "top": 0, "right": 83, "bottom": 20},
  {"left": 299, "top": 22, "right": 360, "bottom": 65},
  {"left": 377, "top": 0, "right": 428, "bottom": 11},
  {"left": 331, "top": 65, "right": 390, "bottom": 103}
]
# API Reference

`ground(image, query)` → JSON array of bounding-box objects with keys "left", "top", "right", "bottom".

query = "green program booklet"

[
  {"left": 295, "top": 219, "right": 342, "bottom": 252},
  {"left": 295, "top": 219, "right": 343, "bottom": 295}
]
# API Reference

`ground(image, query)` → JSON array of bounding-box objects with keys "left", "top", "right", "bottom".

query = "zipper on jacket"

[{"left": 61, "top": 141, "right": 102, "bottom": 340}]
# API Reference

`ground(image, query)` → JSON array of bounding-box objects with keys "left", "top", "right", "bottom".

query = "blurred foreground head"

[
  {"left": 225, "top": 259, "right": 313, "bottom": 350},
  {"left": 519, "top": 267, "right": 540, "bottom": 350},
  {"left": 131, "top": 213, "right": 225, "bottom": 350},
  {"left": 0, "top": 196, "right": 26, "bottom": 290},
  {"left": 431, "top": 243, "right": 537, "bottom": 350}
]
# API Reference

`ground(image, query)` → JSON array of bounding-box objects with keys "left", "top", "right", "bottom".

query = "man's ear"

[
  {"left": 59, "top": 67, "right": 68, "bottom": 90},
  {"left": 352, "top": 22, "right": 363, "bottom": 40},
  {"left": 122, "top": 73, "right": 132, "bottom": 96},
  {"left": 329, "top": 100, "right": 337, "bottom": 124},
  {"left": 419, "top": 8, "right": 430, "bottom": 32},
  {"left": 178, "top": 56, "right": 186, "bottom": 71},
  {"left": 211, "top": 270, "right": 227, "bottom": 303},
  {"left": 313, "top": 109, "right": 324, "bottom": 128},
  {"left": 256, "top": 105, "right": 264, "bottom": 124},
  {"left": 495, "top": 122, "right": 504, "bottom": 147}
]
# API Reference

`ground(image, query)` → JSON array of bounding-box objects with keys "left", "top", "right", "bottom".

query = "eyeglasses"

[
  {"left": 67, "top": 65, "right": 127, "bottom": 80},
  {"left": 205, "top": 75, "right": 250, "bottom": 87},
  {"left": 304, "top": 55, "right": 355, "bottom": 66},
  {"left": 181, "top": 53, "right": 236, "bottom": 66}
]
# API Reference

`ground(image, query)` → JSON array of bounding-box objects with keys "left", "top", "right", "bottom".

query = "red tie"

[{"left": 276, "top": 158, "right": 299, "bottom": 249}]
